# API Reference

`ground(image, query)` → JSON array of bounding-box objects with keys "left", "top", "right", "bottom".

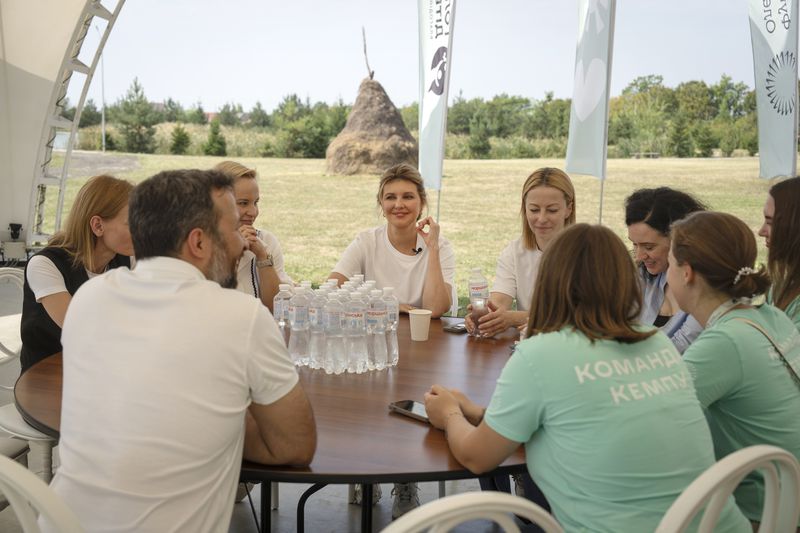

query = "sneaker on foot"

[
  {"left": 351, "top": 483, "right": 382, "bottom": 506},
  {"left": 391, "top": 482, "right": 420, "bottom": 519}
]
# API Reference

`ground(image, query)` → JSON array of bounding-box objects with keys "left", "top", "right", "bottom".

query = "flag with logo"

[
  {"left": 418, "top": 0, "right": 457, "bottom": 191},
  {"left": 749, "top": 0, "right": 798, "bottom": 179},
  {"left": 565, "top": 0, "right": 616, "bottom": 180}
]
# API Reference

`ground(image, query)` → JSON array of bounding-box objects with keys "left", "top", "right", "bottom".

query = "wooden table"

[{"left": 15, "top": 317, "right": 526, "bottom": 532}]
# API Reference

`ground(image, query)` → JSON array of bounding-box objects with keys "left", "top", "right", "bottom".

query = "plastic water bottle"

[
  {"left": 324, "top": 292, "right": 346, "bottom": 374},
  {"left": 382, "top": 287, "right": 400, "bottom": 366},
  {"left": 308, "top": 289, "right": 327, "bottom": 369},
  {"left": 288, "top": 288, "right": 310, "bottom": 366},
  {"left": 273, "top": 283, "right": 293, "bottom": 346},
  {"left": 367, "top": 289, "right": 388, "bottom": 370},
  {"left": 468, "top": 268, "right": 490, "bottom": 337},
  {"left": 345, "top": 290, "right": 368, "bottom": 373}
]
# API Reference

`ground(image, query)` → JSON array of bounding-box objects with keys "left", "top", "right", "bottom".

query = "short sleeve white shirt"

[
  {"left": 26, "top": 255, "right": 99, "bottom": 301},
  {"left": 236, "top": 228, "right": 293, "bottom": 298},
  {"left": 332, "top": 226, "right": 455, "bottom": 307},
  {"left": 490, "top": 238, "right": 542, "bottom": 312},
  {"left": 48, "top": 257, "right": 299, "bottom": 533}
]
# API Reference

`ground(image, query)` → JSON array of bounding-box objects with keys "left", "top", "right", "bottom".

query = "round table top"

[{"left": 15, "top": 316, "right": 526, "bottom": 484}]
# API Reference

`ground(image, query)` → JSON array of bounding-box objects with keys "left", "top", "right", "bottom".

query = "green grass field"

[{"left": 48, "top": 154, "right": 776, "bottom": 309}]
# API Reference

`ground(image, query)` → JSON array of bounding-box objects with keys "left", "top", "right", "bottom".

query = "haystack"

[{"left": 326, "top": 78, "right": 418, "bottom": 175}]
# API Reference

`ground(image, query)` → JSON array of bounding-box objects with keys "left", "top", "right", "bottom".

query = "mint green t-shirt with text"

[
  {"left": 485, "top": 328, "right": 748, "bottom": 533},
  {"left": 683, "top": 304, "right": 800, "bottom": 522}
]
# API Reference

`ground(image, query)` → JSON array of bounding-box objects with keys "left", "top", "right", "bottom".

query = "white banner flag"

[
  {"left": 418, "top": 0, "right": 457, "bottom": 191},
  {"left": 749, "top": 0, "right": 798, "bottom": 179},
  {"left": 565, "top": 0, "right": 616, "bottom": 180}
]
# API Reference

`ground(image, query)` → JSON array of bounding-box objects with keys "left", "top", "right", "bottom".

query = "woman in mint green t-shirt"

[
  {"left": 425, "top": 223, "right": 748, "bottom": 533},
  {"left": 758, "top": 176, "right": 800, "bottom": 331},
  {"left": 669, "top": 211, "right": 800, "bottom": 526}
]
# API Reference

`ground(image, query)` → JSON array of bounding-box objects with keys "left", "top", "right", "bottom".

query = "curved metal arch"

[{"left": 27, "top": 0, "right": 126, "bottom": 245}]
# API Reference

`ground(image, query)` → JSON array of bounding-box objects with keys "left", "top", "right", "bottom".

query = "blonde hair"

[
  {"left": 49, "top": 175, "right": 133, "bottom": 272},
  {"left": 526, "top": 224, "right": 654, "bottom": 344},
  {"left": 213, "top": 160, "right": 257, "bottom": 181},
  {"left": 520, "top": 168, "right": 576, "bottom": 250},
  {"left": 376, "top": 163, "right": 428, "bottom": 220}
]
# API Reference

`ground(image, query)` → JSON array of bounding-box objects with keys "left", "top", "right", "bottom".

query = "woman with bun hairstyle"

[
  {"left": 669, "top": 211, "right": 800, "bottom": 526},
  {"left": 466, "top": 167, "right": 575, "bottom": 337},
  {"left": 21, "top": 175, "right": 134, "bottom": 371},
  {"left": 758, "top": 176, "right": 800, "bottom": 330},
  {"left": 425, "top": 224, "right": 749, "bottom": 532},
  {"left": 625, "top": 187, "right": 706, "bottom": 352}
]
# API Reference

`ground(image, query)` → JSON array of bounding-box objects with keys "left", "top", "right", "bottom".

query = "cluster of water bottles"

[{"left": 272, "top": 274, "right": 400, "bottom": 374}]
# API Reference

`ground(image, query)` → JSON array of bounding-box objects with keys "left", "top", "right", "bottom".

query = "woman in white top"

[
  {"left": 213, "top": 161, "right": 293, "bottom": 313},
  {"left": 466, "top": 167, "right": 575, "bottom": 337},
  {"left": 330, "top": 163, "right": 454, "bottom": 318},
  {"left": 21, "top": 174, "right": 134, "bottom": 371}
]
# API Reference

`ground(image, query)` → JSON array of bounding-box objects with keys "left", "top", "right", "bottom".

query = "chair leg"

[
  {"left": 348, "top": 484, "right": 356, "bottom": 502},
  {"left": 30, "top": 440, "right": 53, "bottom": 483},
  {"left": 438, "top": 480, "right": 446, "bottom": 498},
  {"left": 270, "top": 482, "right": 279, "bottom": 509}
]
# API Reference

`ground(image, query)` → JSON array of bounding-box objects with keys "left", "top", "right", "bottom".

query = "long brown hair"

[
  {"left": 671, "top": 211, "right": 771, "bottom": 299},
  {"left": 49, "top": 175, "right": 133, "bottom": 272},
  {"left": 525, "top": 224, "right": 655, "bottom": 343},
  {"left": 520, "top": 168, "right": 576, "bottom": 250},
  {"left": 767, "top": 177, "right": 800, "bottom": 309}
]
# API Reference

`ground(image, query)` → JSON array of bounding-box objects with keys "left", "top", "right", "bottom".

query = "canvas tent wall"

[{"left": 0, "top": 0, "right": 121, "bottom": 252}]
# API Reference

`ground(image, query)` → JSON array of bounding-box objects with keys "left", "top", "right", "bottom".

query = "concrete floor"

[{"left": 0, "top": 271, "right": 507, "bottom": 532}]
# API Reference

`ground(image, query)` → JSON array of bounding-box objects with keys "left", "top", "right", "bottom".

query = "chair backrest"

[
  {"left": 656, "top": 445, "right": 800, "bottom": 533},
  {"left": 0, "top": 268, "right": 24, "bottom": 292},
  {"left": 0, "top": 454, "right": 83, "bottom": 532},
  {"left": 0, "top": 268, "right": 24, "bottom": 390},
  {"left": 381, "top": 491, "right": 564, "bottom": 533}
]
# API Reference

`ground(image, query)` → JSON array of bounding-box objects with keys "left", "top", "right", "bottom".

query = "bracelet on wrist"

[
  {"left": 443, "top": 410, "right": 464, "bottom": 437},
  {"left": 256, "top": 254, "right": 274, "bottom": 268}
]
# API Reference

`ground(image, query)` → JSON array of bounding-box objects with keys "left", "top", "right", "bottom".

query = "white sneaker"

[
  {"left": 351, "top": 483, "right": 382, "bottom": 506},
  {"left": 391, "top": 482, "right": 420, "bottom": 519}
]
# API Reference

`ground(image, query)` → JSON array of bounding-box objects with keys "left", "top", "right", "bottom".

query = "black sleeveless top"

[{"left": 20, "top": 247, "right": 130, "bottom": 372}]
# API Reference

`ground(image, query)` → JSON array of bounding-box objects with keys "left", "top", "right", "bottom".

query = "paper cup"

[{"left": 409, "top": 309, "right": 433, "bottom": 341}]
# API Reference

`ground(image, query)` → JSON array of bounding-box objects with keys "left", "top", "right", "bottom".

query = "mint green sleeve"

[
  {"left": 682, "top": 329, "right": 743, "bottom": 408},
  {"left": 484, "top": 349, "right": 544, "bottom": 444},
  {"left": 785, "top": 298, "right": 800, "bottom": 333}
]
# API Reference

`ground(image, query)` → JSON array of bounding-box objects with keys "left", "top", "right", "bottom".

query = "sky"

[{"left": 77, "top": 0, "right": 756, "bottom": 113}]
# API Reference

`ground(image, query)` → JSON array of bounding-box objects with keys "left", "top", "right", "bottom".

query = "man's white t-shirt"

[
  {"left": 48, "top": 257, "right": 298, "bottom": 533},
  {"left": 236, "top": 228, "right": 293, "bottom": 298},
  {"left": 332, "top": 225, "right": 455, "bottom": 307},
  {"left": 490, "top": 238, "right": 542, "bottom": 312}
]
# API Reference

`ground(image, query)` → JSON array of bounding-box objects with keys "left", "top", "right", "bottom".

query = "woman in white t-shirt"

[
  {"left": 466, "top": 167, "right": 575, "bottom": 337},
  {"left": 330, "top": 163, "right": 455, "bottom": 318},
  {"left": 21, "top": 174, "right": 134, "bottom": 371},
  {"left": 213, "top": 161, "right": 293, "bottom": 313}
]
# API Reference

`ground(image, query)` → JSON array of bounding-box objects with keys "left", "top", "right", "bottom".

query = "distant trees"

[
  {"left": 203, "top": 118, "right": 227, "bottom": 156},
  {"left": 75, "top": 73, "right": 761, "bottom": 159},
  {"left": 116, "top": 78, "right": 158, "bottom": 153}
]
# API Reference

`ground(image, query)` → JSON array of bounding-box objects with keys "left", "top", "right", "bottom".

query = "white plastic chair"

[
  {"left": 0, "top": 267, "right": 55, "bottom": 483},
  {"left": 656, "top": 445, "right": 800, "bottom": 533},
  {"left": 0, "top": 454, "right": 83, "bottom": 532},
  {"left": 381, "top": 491, "right": 564, "bottom": 533}
]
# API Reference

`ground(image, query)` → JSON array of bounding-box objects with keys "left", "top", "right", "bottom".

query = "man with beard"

[{"left": 46, "top": 169, "right": 316, "bottom": 533}]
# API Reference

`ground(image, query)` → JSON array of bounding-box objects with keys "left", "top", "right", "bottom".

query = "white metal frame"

[{"left": 28, "top": 0, "right": 126, "bottom": 245}]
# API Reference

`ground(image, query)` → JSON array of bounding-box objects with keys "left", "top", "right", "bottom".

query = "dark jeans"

[{"left": 479, "top": 472, "right": 552, "bottom": 532}]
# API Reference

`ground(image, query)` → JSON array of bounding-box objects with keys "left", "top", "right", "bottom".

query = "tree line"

[{"left": 67, "top": 74, "right": 762, "bottom": 159}]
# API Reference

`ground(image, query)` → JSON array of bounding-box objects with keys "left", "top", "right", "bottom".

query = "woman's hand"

[
  {"left": 239, "top": 225, "right": 267, "bottom": 260},
  {"left": 424, "top": 384, "right": 462, "bottom": 430},
  {"left": 416, "top": 216, "right": 440, "bottom": 251},
  {"left": 448, "top": 389, "right": 485, "bottom": 426},
  {"left": 464, "top": 303, "right": 477, "bottom": 334},
  {"left": 477, "top": 301, "right": 527, "bottom": 338}
]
